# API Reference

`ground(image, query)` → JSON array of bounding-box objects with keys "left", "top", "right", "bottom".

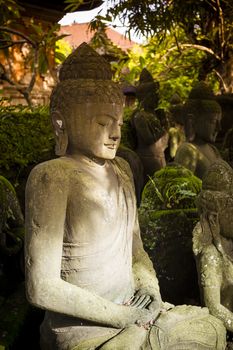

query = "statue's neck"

[{"left": 64, "top": 152, "right": 106, "bottom": 167}]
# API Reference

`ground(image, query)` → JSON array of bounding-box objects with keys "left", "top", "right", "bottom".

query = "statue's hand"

[
  {"left": 121, "top": 306, "right": 155, "bottom": 329},
  {"left": 147, "top": 298, "right": 161, "bottom": 319},
  {"left": 125, "top": 289, "right": 162, "bottom": 318},
  {"left": 126, "top": 290, "right": 152, "bottom": 309}
]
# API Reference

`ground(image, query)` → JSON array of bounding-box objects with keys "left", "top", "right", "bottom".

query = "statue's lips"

[{"left": 104, "top": 144, "right": 117, "bottom": 149}]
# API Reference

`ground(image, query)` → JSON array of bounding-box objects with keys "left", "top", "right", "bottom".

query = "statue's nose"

[
  {"left": 111, "top": 135, "right": 120, "bottom": 141},
  {"left": 110, "top": 123, "right": 121, "bottom": 141}
]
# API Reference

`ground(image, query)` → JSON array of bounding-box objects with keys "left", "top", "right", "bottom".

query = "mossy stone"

[{"left": 139, "top": 165, "right": 202, "bottom": 304}]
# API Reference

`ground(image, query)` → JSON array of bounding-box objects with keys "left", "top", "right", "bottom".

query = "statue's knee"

[{"left": 100, "top": 326, "right": 147, "bottom": 350}]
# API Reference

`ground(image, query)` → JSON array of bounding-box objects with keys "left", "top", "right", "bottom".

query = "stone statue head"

[
  {"left": 184, "top": 82, "right": 222, "bottom": 142},
  {"left": 169, "top": 93, "right": 185, "bottom": 126},
  {"left": 196, "top": 160, "right": 233, "bottom": 248},
  {"left": 50, "top": 42, "right": 124, "bottom": 158},
  {"left": 136, "top": 68, "right": 160, "bottom": 111}
]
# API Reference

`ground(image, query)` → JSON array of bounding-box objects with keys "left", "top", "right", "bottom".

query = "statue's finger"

[{"left": 132, "top": 295, "right": 150, "bottom": 308}]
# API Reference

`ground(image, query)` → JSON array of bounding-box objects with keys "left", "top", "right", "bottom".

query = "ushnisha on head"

[
  {"left": 50, "top": 42, "right": 125, "bottom": 160},
  {"left": 184, "top": 82, "right": 222, "bottom": 143},
  {"left": 136, "top": 68, "right": 160, "bottom": 111}
]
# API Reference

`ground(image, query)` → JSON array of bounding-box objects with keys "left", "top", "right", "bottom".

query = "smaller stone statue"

[
  {"left": 131, "top": 69, "right": 168, "bottom": 185},
  {"left": 175, "top": 82, "right": 222, "bottom": 179},
  {"left": 193, "top": 159, "right": 233, "bottom": 334},
  {"left": 167, "top": 93, "right": 185, "bottom": 160}
]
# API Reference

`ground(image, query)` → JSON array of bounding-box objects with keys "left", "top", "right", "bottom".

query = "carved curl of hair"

[
  {"left": 197, "top": 160, "right": 233, "bottom": 214},
  {"left": 184, "top": 99, "right": 222, "bottom": 120},
  {"left": 50, "top": 79, "right": 124, "bottom": 116},
  {"left": 196, "top": 190, "right": 231, "bottom": 215}
]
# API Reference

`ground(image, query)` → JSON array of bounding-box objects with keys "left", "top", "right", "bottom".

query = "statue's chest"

[
  {"left": 63, "top": 171, "right": 128, "bottom": 244},
  {"left": 68, "top": 182, "right": 119, "bottom": 225},
  {"left": 68, "top": 165, "right": 119, "bottom": 212}
]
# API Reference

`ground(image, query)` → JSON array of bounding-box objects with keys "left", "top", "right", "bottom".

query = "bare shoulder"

[
  {"left": 175, "top": 142, "right": 199, "bottom": 168},
  {"left": 176, "top": 142, "right": 198, "bottom": 155},
  {"left": 26, "top": 157, "right": 75, "bottom": 192}
]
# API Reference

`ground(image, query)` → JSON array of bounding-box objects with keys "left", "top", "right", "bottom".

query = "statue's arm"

[
  {"left": 132, "top": 214, "right": 162, "bottom": 316},
  {"left": 174, "top": 142, "right": 198, "bottom": 173},
  {"left": 200, "top": 247, "right": 233, "bottom": 332},
  {"left": 204, "top": 286, "right": 233, "bottom": 332},
  {"left": 25, "top": 163, "right": 153, "bottom": 329}
]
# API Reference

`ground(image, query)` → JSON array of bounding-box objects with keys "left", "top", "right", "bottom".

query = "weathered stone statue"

[
  {"left": 175, "top": 82, "right": 222, "bottom": 179},
  {"left": 25, "top": 43, "right": 226, "bottom": 350},
  {"left": 167, "top": 93, "right": 185, "bottom": 160},
  {"left": 193, "top": 159, "right": 233, "bottom": 334},
  {"left": 131, "top": 69, "right": 168, "bottom": 185}
]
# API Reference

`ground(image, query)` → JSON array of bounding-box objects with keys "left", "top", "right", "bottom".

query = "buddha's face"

[
  {"left": 195, "top": 112, "right": 221, "bottom": 143},
  {"left": 66, "top": 103, "right": 123, "bottom": 161}
]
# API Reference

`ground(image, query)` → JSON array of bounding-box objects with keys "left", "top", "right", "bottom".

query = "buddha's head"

[
  {"left": 184, "top": 82, "right": 222, "bottom": 143},
  {"left": 197, "top": 160, "right": 233, "bottom": 240},
  {"left": 136, "top": 68, "right": 160, "bottom": 111},
  {"left": 50, "top": 43, "right": 124, "bottom": 161}
]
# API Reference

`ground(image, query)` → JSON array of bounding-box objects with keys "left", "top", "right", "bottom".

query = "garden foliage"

[{"left": 0, "top": 105, "right": 55, "bottom": 184}]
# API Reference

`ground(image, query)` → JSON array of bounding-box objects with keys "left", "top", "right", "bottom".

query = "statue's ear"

[
  {"left": 51, "top": 111, "right": 68, "bottom": 156},
  {"left": 184, "top": 114, "right": 195, "bottom": 142},
  {"left": 200, "top": 212, "right": 221, "bottom": 246},
  {"left": 199, "top": 213, "right": 213, "bottom": 246}
]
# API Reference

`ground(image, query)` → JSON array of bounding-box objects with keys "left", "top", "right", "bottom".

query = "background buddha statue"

[
  {"left": 175, "top": 81, "right": 222, "bottom": 179},
  {"left": 131, "top": 68, "right": 169, "bottom": 185},
  {"left": 167, "top": 93, "right": 186, "bottom": 160},
  {"left": 193, "top": 160, "right": 233, "bottom": 338}
]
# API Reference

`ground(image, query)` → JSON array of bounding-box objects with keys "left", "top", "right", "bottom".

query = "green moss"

[
  {"left": 140, "top": 164, "right": 202, "bottom": 212},
  {"left": 139, "top": 164, "right": 201, "bottom": 304}
]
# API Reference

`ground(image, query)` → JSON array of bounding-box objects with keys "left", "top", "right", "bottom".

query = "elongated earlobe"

[{"left": 51, "top": 111, "right": 68, "bottom": 156}]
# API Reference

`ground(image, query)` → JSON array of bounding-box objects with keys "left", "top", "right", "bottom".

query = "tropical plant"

[
  {"left": 66, "top": 0, "right": 233, "bottom": 93},
  {"left": 140, "top": 165, "right": 202, "bottom": 211},
  {"left": 0, "top": 104, "right": 54, "bottom": 184},
  {"left": 0, "top": 1, "right": 68, "bottom": 107},
  {"left": 112, "top": 30, "right": 212, "bottom": 109}
]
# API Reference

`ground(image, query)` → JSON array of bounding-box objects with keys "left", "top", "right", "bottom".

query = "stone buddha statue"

[
  {"left": 193, "top": 159, "right": 233, "bottom": 335},
  {"left": 25, "top": 43, "right": 226, "bottom": 350},
  {"left": 131, "top": 69, "right": 168, "bottom": 185},
  {"left": 168, "top": 93, "right": 185, "bottom": 160},
  {"left": 175, "top": 82, "right": 222, "bottom": 179}
]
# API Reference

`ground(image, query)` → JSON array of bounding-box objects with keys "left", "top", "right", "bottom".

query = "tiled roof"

[{"left": 59, "top": 22, "right": 136, "bottom": 52}]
